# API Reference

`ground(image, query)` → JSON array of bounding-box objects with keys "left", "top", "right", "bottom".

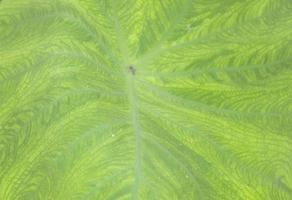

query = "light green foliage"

[{"left": 0, "top": 0, "right": 292, "bottom": 199}]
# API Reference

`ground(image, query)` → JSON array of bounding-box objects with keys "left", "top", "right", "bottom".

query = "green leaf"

[{"left": 0, "top": 0, "right": 292, "bottom": 199}]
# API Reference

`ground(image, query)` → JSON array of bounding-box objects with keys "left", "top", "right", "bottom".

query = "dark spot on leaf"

[{"left": 128, "top": 66, "right": 136, "bottom": 75}]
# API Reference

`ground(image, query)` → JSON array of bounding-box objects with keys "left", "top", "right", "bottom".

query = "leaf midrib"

[
  {"left": 127, "top": 73, "right": 142, "bottom": 199},
  {"left": 110, "top": 2, "right": 142, "bottom": 199}
]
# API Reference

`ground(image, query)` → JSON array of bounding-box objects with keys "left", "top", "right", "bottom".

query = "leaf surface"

[{"left": 0, "top": 0, "right": 292, "bottom": 199}]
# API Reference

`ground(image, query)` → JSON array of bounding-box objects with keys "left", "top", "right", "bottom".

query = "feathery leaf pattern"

[{"left": 0, "top": 0, "right": 292, "bottom": 199}]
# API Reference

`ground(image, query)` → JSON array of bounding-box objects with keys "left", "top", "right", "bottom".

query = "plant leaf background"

[{"left": 0, "top": 0, "right": 292, "bottom": 199}]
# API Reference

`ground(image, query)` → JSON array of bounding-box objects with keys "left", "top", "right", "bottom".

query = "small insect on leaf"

[{"left": 128, "top": 66, "right": 136, "bottom": 75}]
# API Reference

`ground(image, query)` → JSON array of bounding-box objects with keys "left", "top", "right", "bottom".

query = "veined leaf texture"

[{"left": 0, "top": 0, "right": 292, "bottom": 199}]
